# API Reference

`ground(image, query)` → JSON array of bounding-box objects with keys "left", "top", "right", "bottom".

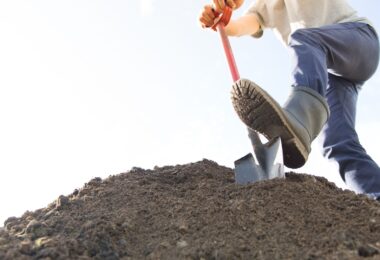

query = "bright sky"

[{"left": 0, "top": 0, "right": 379, "bottom": 226}]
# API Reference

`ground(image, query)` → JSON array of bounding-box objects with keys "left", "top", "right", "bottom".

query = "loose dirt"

[{"left": 1, "top": 159, "right": 380, "bottom": 259}]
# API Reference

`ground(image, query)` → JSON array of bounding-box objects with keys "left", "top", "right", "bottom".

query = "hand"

[
  {"left": 213, "top": 0, "right": 244, "bottom": 13},
  {"left": 198, "top": 4, "right": 217, "bottom": 29},
  {"left": 198, "top": 1, "right": 244, "bottom": 30}
]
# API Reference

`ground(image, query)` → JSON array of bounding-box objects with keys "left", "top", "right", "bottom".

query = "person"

[{"left": 199, "top": 0, "right": 380, "bottom": 199}]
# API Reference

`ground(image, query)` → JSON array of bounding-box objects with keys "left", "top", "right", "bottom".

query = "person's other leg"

[
  {"left": 321, "top": 74, "right": 380, "bottom": 198},
  {"left": 289, "top": 22, "right": 379, "bottom": 96}
]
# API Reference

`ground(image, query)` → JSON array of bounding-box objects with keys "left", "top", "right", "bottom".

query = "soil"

[{"left": 1, "top": 159, "right": 380, "bottom": 259}]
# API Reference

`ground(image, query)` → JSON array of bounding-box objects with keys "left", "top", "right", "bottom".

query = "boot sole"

[{"left": 231, "top": 79, "right": 308, "bottom": 169}]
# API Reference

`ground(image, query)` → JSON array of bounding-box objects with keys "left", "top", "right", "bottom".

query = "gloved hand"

[{"left": 198, "top": 0, "right": 244, "bottom": 29}]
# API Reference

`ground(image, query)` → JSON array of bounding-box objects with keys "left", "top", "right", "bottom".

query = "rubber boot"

[{"left": 231, "top": 79, "right": 330, "bottom": 169}]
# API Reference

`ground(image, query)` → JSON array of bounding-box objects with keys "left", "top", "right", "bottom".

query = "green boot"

[{"left": 231, "top": 79, "right": 330, "bottom": 169}]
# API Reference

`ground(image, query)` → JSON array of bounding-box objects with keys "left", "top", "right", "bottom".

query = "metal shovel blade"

[{"left": 234, "top": 129, "right": 284, "bottom": 185}]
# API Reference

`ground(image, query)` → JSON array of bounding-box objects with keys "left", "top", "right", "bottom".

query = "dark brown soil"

[{"left": 1, "top": 159, "right": 380, "bottom": 259}]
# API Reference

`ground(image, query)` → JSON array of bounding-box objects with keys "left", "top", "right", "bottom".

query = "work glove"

[{"left": 198, "top": 0, "right": 244, "bottom": 29}]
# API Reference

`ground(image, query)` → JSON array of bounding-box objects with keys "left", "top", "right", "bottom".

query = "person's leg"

[
  {"left": 232, "top": 22, "right": 379, "bottom": 171},
  {"left": 289, "top": 22, "right": 379, "bottom": 97},
  {"left": 289, "top": 23, "right": 380, "bottom": 196},
  {"left": 321, "top": 74, "right": 380, "bottom": 198}
]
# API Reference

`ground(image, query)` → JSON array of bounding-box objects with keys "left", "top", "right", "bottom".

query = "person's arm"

[
  {"left": 224, "top": 14, "right": 261, "bottom": 37},
  {"left": 199, "top": 4, "right": 261, "bottom": 37}
]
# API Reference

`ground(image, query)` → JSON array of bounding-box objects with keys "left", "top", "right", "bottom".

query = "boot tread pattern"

[{"left": 231, "top": 79, "right": 308, "bottom": 168}]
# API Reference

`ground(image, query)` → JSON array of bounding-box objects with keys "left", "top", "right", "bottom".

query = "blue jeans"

[{"left": 288, "top": 22, "right": 380, "bottom": 197}]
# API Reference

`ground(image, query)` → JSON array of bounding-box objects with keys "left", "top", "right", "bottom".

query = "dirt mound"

[{"left": 1, "top": 159, "right": 380, "bottom": 259}]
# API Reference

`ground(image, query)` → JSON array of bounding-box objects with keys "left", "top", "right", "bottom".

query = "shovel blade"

[
  {"left": 234, "top": 131, "right": 284, "bottom": 184},
  {"left": 234, "top": 153, "right": 265, "bottom": 184}
]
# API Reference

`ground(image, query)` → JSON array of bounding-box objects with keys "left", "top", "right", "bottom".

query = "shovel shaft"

[{"left": 217, "top": 24, "right": 240, "bottom": 82}]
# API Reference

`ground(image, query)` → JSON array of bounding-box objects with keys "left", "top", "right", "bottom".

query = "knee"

[{"left": 289, "top": 28, "right": 319, "bottom": 47}]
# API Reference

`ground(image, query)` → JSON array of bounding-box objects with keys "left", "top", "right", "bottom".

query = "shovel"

[{"left": 213, "top": 7, "right": 285, "bottom": 184}]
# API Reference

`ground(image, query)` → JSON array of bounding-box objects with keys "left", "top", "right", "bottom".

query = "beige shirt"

[{"left": 246, "top": 0, "right": 372, "bottom": 45}]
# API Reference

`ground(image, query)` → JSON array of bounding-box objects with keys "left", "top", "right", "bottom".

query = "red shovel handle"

[
  {"left": 211, "top": 6, "right": 232, "bottom": 31},
  {"left": 212, "top": 7, "right": 240, "bottom": 82}
]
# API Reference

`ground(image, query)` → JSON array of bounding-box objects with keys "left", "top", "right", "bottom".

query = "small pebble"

[
  {"left": 56, "top": 195, "right": 69, "bottom": 209},
  {"left": 178, "top": 223, "right": 188, "bottom": 234},
  {"left": 19, "top": 241, "right": 33, "bottom": 255},
  {"left": 177, "top": 240, "right": 188, "bottom": 248},
  {"left": 358, "top": 244, "right": 379, "bottom": 257}
]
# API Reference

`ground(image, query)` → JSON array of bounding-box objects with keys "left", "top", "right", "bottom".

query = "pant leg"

[
  {"left": 288, "top": 22, "right": 379, "bottom": 96},
  {"left": 287, "top": 23, "right": 380, "bottom": 196},
  {"left": 321, "top": 74, "right": 380, "bottom": 197}
]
